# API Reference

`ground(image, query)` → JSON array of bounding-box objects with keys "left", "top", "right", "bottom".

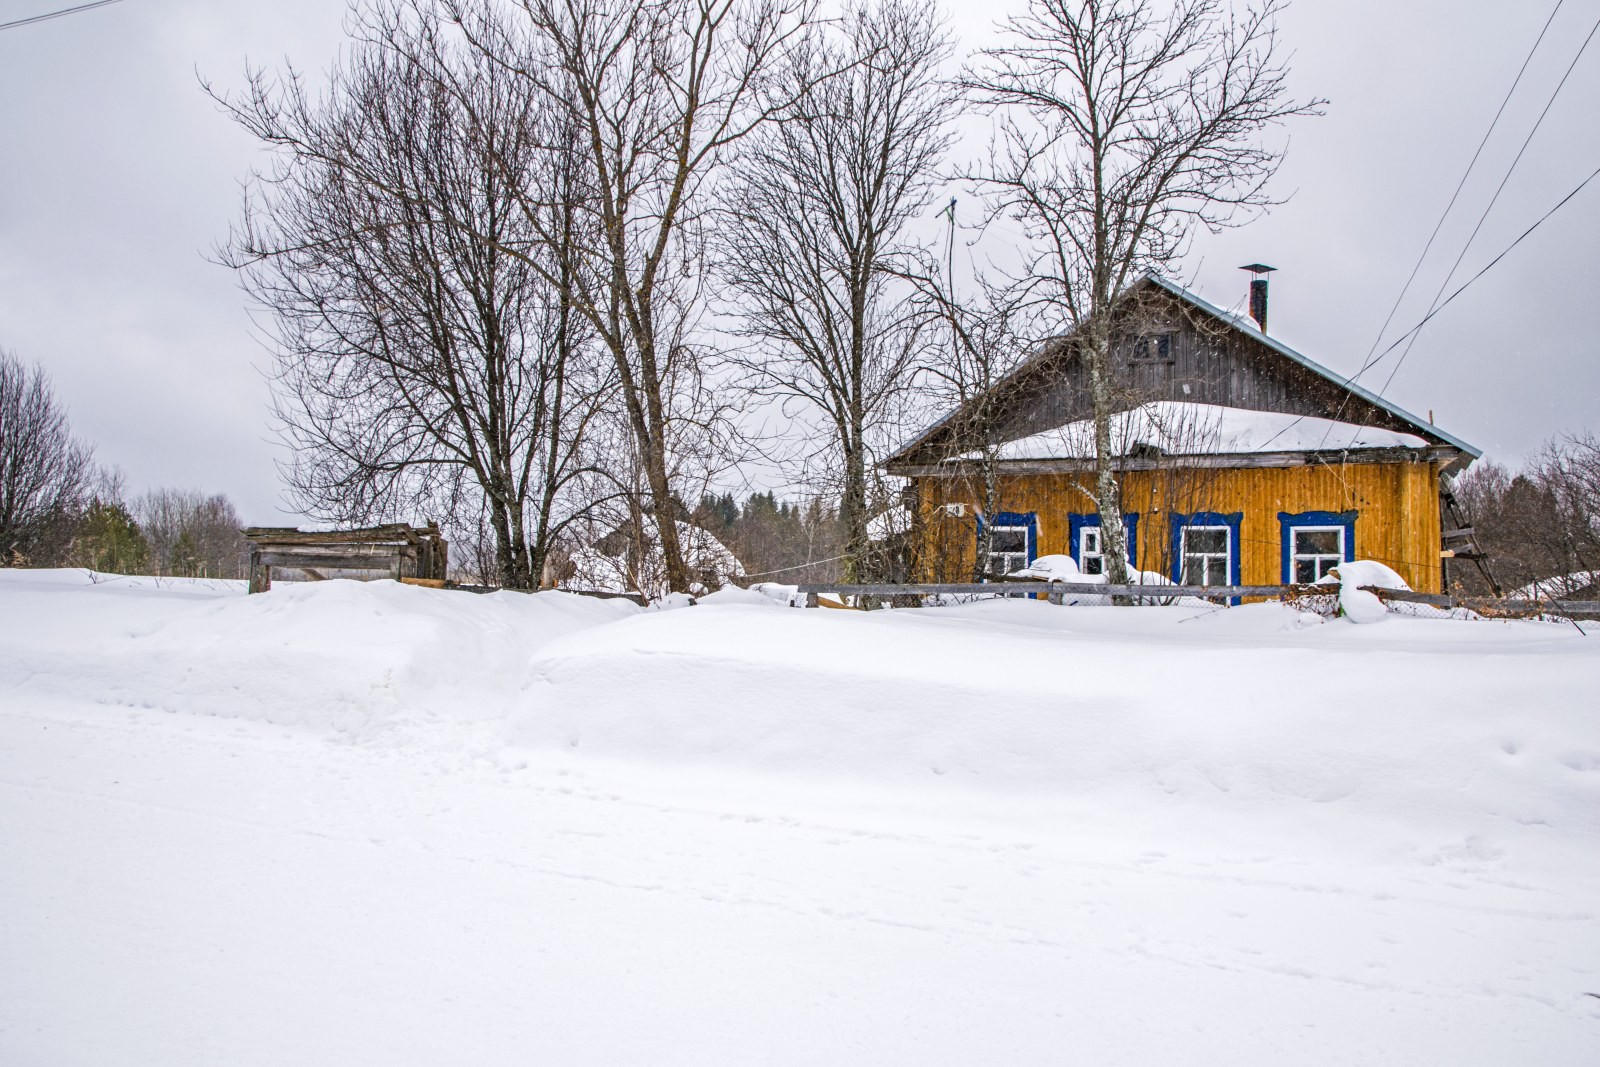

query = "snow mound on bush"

[{"left": 1326, "top": 560, "right": 1411, "bottom": 624}]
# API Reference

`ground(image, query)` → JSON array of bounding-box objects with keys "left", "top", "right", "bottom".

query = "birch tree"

[{"left": 964, "top": 0, "right": 1321, "bottom": 586}]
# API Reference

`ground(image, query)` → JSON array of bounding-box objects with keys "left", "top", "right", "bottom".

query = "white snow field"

[{"left": 2, "top": 569, "right": 1598, "bottom": 1064}]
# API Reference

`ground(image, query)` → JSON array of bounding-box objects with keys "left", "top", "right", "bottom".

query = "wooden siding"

[{"left": 914, "top": 457, "right": 1445, "bottom": 593}]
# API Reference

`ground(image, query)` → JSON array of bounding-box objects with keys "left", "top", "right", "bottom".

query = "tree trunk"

[
  {"left": 1086, "top": 331, "right": 1132, "bottom": 596},
  {"left": 841, "top": 430, "right": 868, "bottom": 584}
]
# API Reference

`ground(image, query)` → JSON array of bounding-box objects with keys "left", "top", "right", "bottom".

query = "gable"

[{"left": 887, "top": 274, "right": 1478, "bottom": 470}]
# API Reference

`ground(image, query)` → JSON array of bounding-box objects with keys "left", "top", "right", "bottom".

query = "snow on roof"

[{"left": 961, "top": 402, "right": 1429, "bottom": 463}]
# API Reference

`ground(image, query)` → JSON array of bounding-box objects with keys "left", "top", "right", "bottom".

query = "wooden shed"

[
  {"left": 242, "top": 524, "right": 448, "bottom": 593},
  {"left": 885, "top": 273, "right": 1481, "bottom": 594}
]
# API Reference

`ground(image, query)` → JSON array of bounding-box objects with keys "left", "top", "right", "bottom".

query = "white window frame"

[
  {"left": 1078, "top": 526, "right": 1105, "bottom": 575},
  {"left": 1289, "top": 525, "right": 1345, "bottom": 584},
  {"left": 1181, "top": 525, "right": 1232, "bottom": 587},
  {"left": 986, "top": 524, "right": 1031, "bottom": 577}
]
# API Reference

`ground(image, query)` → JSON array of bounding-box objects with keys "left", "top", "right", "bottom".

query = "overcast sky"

[{"left": 2, "top": 0, "right": 1597, "bottom": 524}]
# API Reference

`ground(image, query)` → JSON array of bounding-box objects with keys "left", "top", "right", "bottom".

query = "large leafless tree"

[
  {"left": 215, "top": 9, "right": 614, "bottom": 589},
  {"left": 964, "top": 0, "right": 1321, "bottom": 586},
  {"left": 719, "top": 0, "right": 953, "bottom": 581},
  {"left": 441, "top": 0, "right": 821, "bottom": 593},
  {"left": 0, "top": 350, "right": 97, "bottom": 566}
]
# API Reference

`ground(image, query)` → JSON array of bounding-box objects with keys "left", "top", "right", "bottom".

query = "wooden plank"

[
  {"left": 888, "top": 447, "right": 1456, "bottom": 478},
  {"left": 242, "top": 524, "right": 419, "bottom": 545},
  {"left": 399, "top": 577, "right": 446, "bottom": 589},
  {"left": 258, "top": 543, "right": 412, "bottom": 560},
  {"left": 257, "top": 551, "right": 405, "bottom": 571},
  {"left": 1361, "top": 586, "right": 1600, "bottom": 616},
  {"left": 247, "top": 548, "right": 270, "bottom": 594},
  {"left": 796, "top": 582, "right": 1305, "bottom": 598}
]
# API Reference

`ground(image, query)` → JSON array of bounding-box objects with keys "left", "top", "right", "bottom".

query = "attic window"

[{"left": 1131, "top": 334, "right": 1174, "bottom": 363}]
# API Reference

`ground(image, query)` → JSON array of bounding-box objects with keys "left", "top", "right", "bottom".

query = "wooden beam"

[
  {"left": 886, "top": 446, "right": 1461, "bottom": 478},
  {"left": 794, "top": 582, "right": 1309, "bottom": 599},
  {"left": 257, "top": 551, "right": 405, "bottom": 571},
  {"left": 256, "top": 543, "right": 412, "bottom": 561},
  {"left": 242, "top": 523, "right": 419, "bottom": 545}
]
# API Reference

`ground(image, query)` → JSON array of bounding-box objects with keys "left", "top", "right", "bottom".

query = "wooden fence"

[{"left": 792, "top": 581, "right": 1600, "bottom": 617}]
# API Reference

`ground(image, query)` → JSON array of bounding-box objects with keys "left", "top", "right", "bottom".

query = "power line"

[
  {"left": 1243, "top": 156, "right": 1600, "bottom": 458},
  {"left": 0, "top": 0, "right": 124, "bottom": 33},
  {"left": 1252, "top": 7, "right": 1598, "bottom": 459},
  {"left": 1311, "top": 0, "right": 1572, "bottom": 453},
  {"left": 1365, "top": 161, "right": 1600, "bottom": 378},
  {"left": 1347, "top": 0, "right": 1564, "bottom": 394},
  {"left": 1378, "top": 6, "right": 1600, "bottom": 396}
]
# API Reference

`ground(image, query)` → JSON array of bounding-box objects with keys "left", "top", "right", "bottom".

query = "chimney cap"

[{"left": 1240, "top": 263, "right": 1277, "bottom": 275}]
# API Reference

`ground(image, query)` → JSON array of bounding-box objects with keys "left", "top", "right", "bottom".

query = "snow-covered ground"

[{"left": 2, "top": 568, "right": 1598, "bottom": 1064}]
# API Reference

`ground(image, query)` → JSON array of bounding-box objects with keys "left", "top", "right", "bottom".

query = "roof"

[
  {"left": 1143, "top": 274, "right": 1479, "bottom": 457},
  {"left": 886, "top": 272, "right": 1480, "bottom": 465},
  {"left": 961, "top": 401, "right": 1429, "bottom": 463}
]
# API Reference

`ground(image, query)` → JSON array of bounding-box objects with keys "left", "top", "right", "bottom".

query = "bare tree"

[
  {"left": 214, "top": 7, "right": 614, "bottom": 589},
  {"left": 441, "top": 0, "right": 822, "bottom": 593},
  {"left": 908, "top": 271, "right": 1033, "bottom": 581},
  {"left": 136, "top": 488, "right": 250, "bottom": 579},
  {"left": 719, "top": 0, "right": 954, "bottom": 581},
  {"left": 1455, "top": 434, "right": 1600, "bottom": 596},
  {"left": 963, "top": 0, "right": 1321, "bottom": 586},
  {"left": 0, "top": 350, "right": 97, "bottom": 566}
]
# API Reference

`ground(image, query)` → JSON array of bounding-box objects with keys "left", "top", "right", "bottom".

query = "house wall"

[{"left": 914, "top": 457, "right": 1444, "bottom": 592}]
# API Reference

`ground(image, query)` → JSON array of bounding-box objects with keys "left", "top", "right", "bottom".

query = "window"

[
  {"left": 1131, "top": 333, "right": 1174, "bottom": 362},
  {"left": 1290, "top": 527, "right": 1344, "bottom": 583},
  {"left": 987, "top": 525, "right": 1031, "bottom": 576},
  {"left": 1079, "top": 527, "right": 1104, "bottom": 575},
  {"left": 980, "top": 511, "right": 1037, "bottom": 578},
  {"left": 1181, "top": 526, "right": 1231, "bottom": 586},
  {"left": 1277, "top": 511, "right": 1357, "bottom": 585},
  {"left": 1068, "top": 513, "right": 1139, "bottom": 574}
]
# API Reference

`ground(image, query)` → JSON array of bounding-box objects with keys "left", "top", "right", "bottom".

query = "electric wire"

[
  {"left": 1243, "top": 157, "right": 1600, "bottom": 458},
  {"left": 1308, "top": 0, "right": 1579, "bottom": 453},
  {"left": 0, "top": 0, "right": 125, "bottom": 33},
  {"left": 1340, "top": 0, "right": 1564, "bottom": 398},
  {"left": 1377, "top": 6, "right": 1600, "bottom": 397}
]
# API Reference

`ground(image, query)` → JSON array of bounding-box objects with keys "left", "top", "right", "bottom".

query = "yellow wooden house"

[{"left": 884, "top": 273, "right": 1479, "bottom": 593}]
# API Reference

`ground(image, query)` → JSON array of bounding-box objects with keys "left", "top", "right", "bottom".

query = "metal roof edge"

[{"left": 1144, "top": 273, "right": 1481, "bottom": 459}]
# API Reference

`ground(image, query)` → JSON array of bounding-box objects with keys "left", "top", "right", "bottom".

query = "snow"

[
  {"left": 564, "top": 519, "right": 744, "bottom": 598},
  {"left": 866, "top": 506, "right": 911, "bottom": 542},
  {"left": 969, "top": 401, "right": 1430, "bottom": 461},
  {"left": 4, "top": 567, "right": 1600, "bottom": 1064},
  {"left": 1511, "top": 570, "right": 1600, "bottom": 600},
  {"left": 696, "top": 583, "right": 781, "bottom": 607},
  {"left": 1009, "top": 553, "right": 1186, "bottom": 604},
  {"left": 1321, "top": 560, "right": 1412, "bottom": 623}
]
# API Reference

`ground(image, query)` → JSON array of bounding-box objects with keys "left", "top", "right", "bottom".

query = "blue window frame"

[
  {"left": 1168, "top": 512, "right": 1244, "bottom": 596},
  {"left": 1067, "top": 512, "right": 1140, "bottom": 575},
  {"left": 977, "top": 511, "right": 1037, "bottom": 577},
  {"left": 1278, "top": 510, "right": 1357, "bottom": 584}
]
